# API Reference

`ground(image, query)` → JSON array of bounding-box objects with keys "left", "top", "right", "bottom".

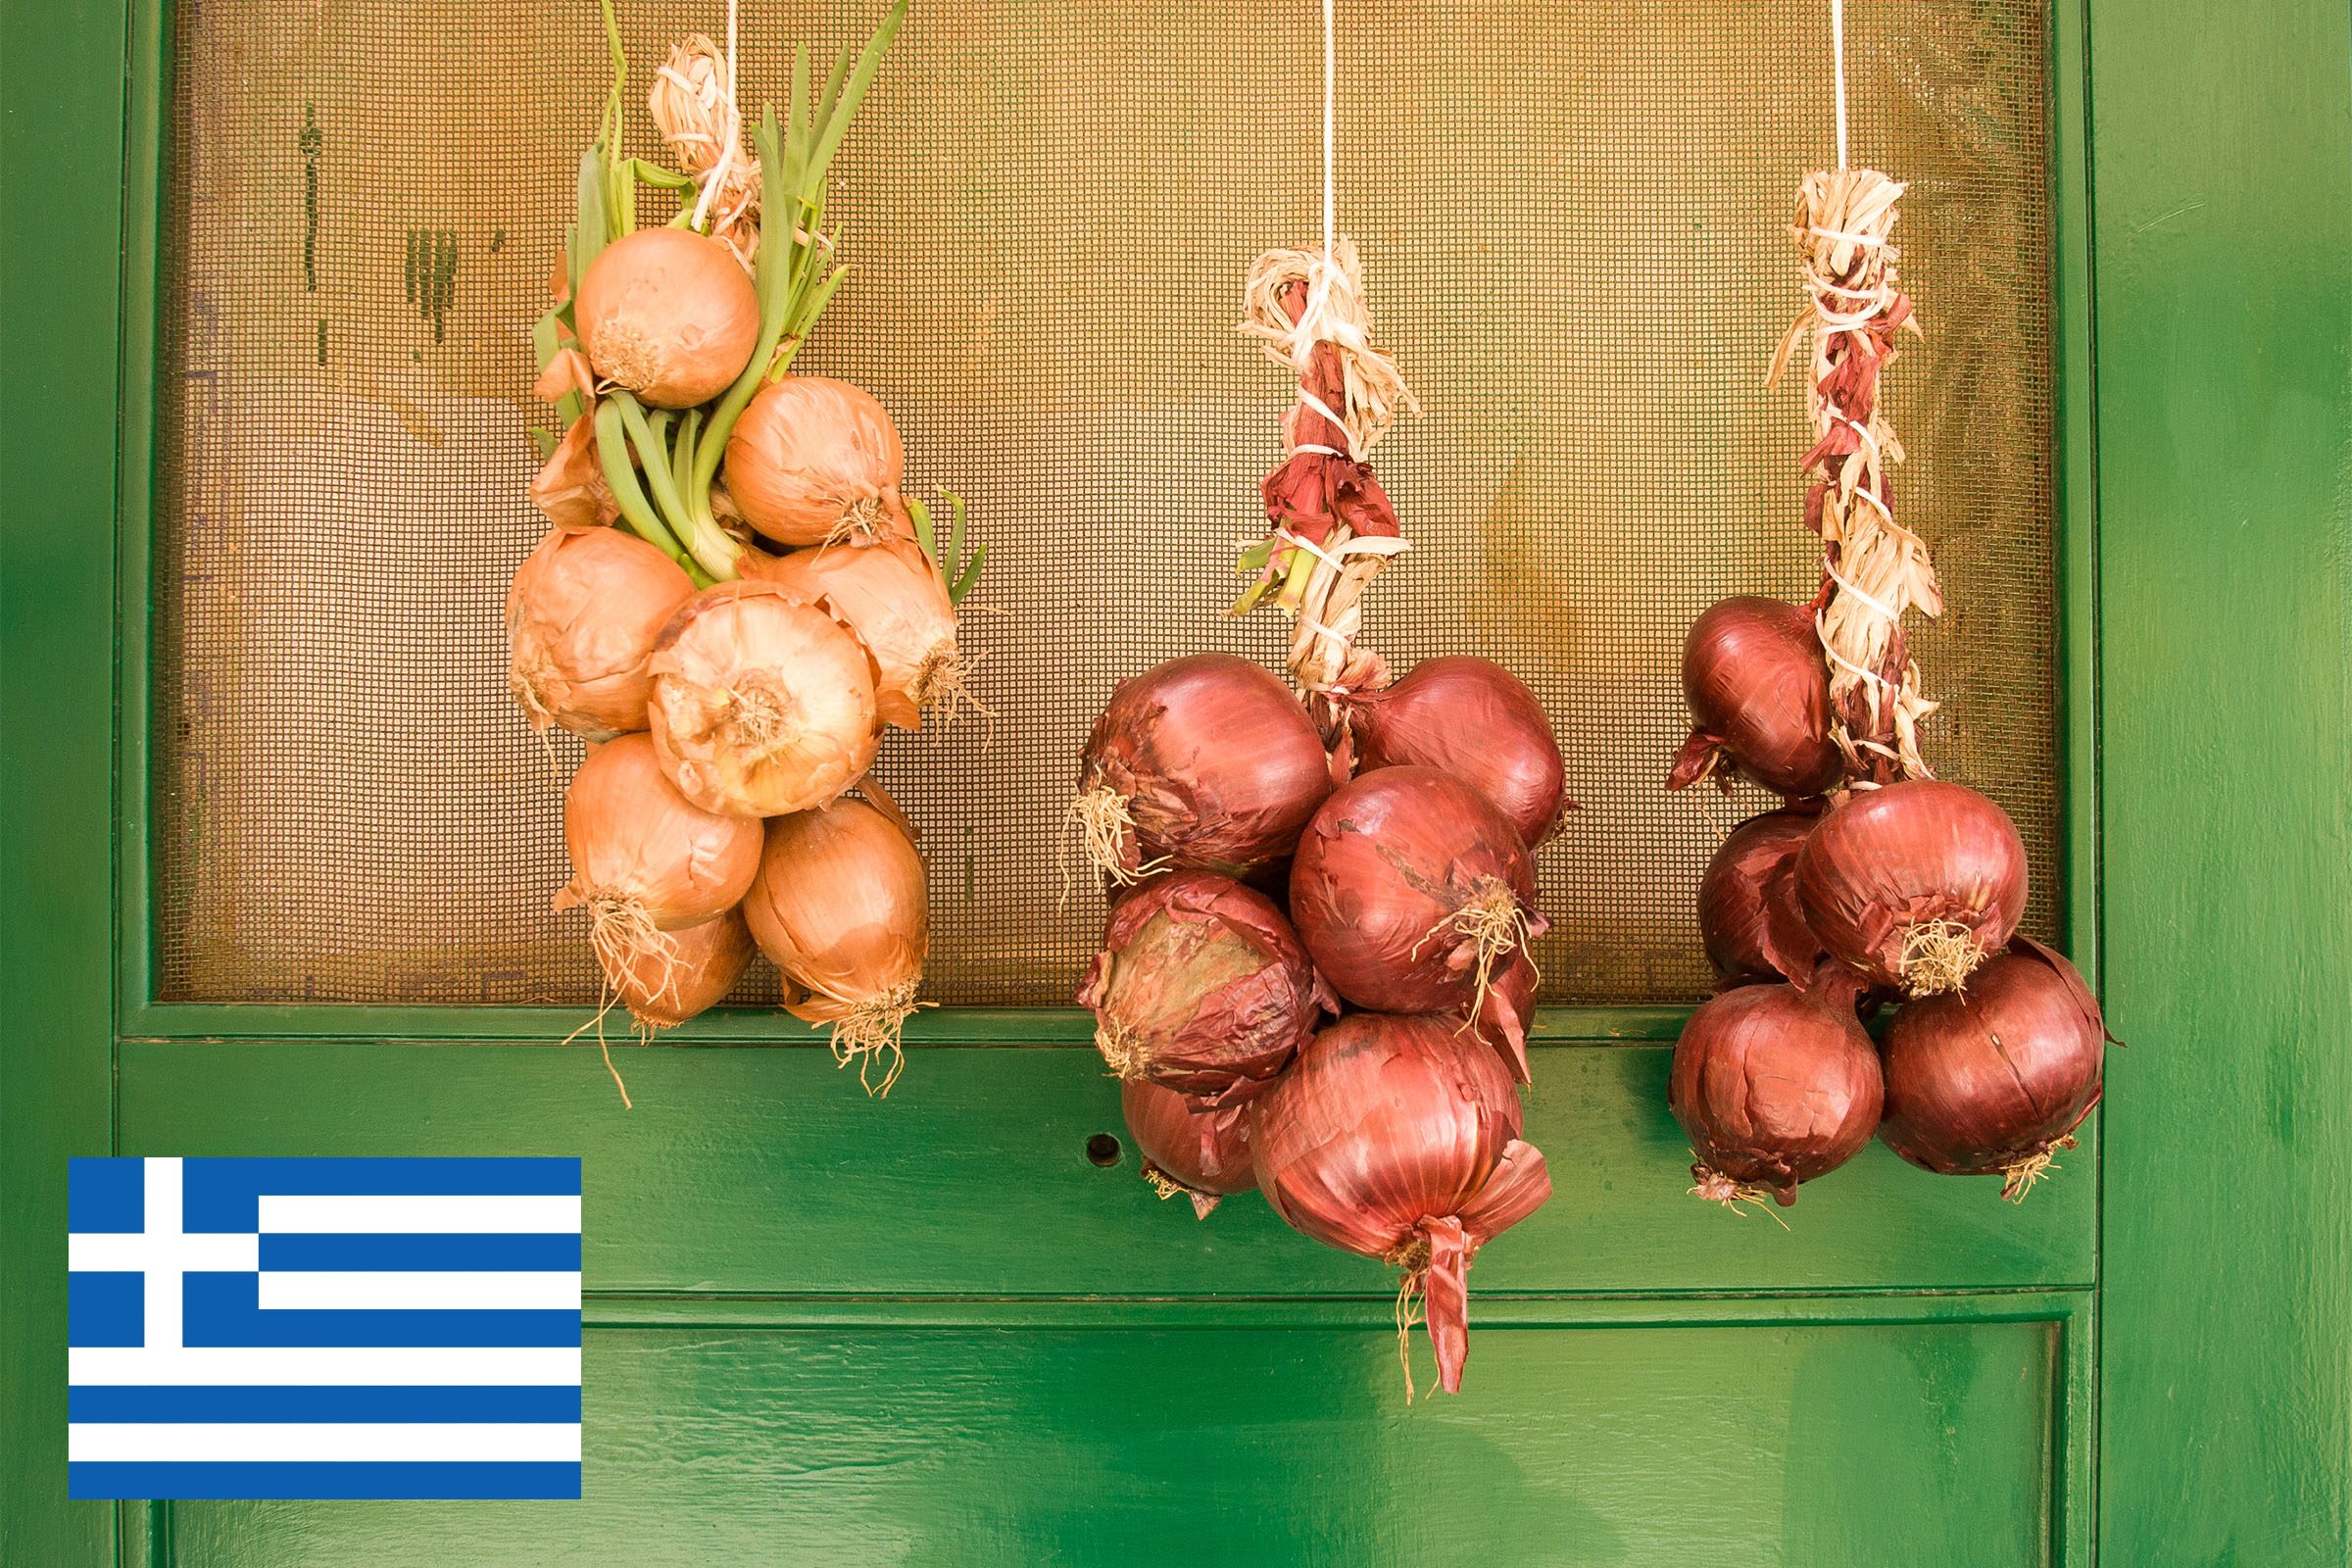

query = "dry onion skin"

[
  {"left": 1347, "top": 656, "right": 1568, "bottom": 846},
  {"left": 573, "top": 227, "right": 760, "bottom": 410},
  {"left": 1250, "top": 1014, "right": 1551, "bottom": 1397},
  {"left": 747, "top": 535, "right": 966, "bottom": 730},
  {"left": 1696, "top": 805, "right": 1827, "bottom": 989},
  {"left": 1878, "top": 936, "right": 2107, "bottom": 1200},
  {"left": 1667, "top": 982, "right": 1884, "bottom": 1208},
  {"left": 648, "top": 580, "right": 881, "bottom": 818},
  {"left": 600, "top": 906, "right": 754, "bottom": 1031},
  {"left": 741, "top": 795, "right": 930, "bottom": 1094},
  {"left": 1072, "top": 654, "right": 1335, "bottom": 884},
  {"left": 723, "top": 376, "right": 906, "bottom": 546},
  {"left": 1119, "top": 1079, "right": 1256, "bottom": 1220},
  {"left": 1794, "top": 778, "right": 2029, "bottom": 996},
  {"left": 1076, "top": 870, "right": 1333, "bottom": 1107},
  {"left": 553, "top": 732, "right": 763, "bottom": 980},
  {"left": 1668, "top": 596, "right": 1845, "bottom": 799},
  {"left": 508, "top": 525, "right": 697, "bottom": 740}
]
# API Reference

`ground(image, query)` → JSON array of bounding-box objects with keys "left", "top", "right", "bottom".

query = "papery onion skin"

[
  {"left": 1879, "top": 936, "right": 2106, "bottom": 1193},
  {"left": 1250, "top": 1013, "right": 1552, "bottom": 1395},
  {"left": 553, "top": 733, "right": 763, "bottom": 927},
  {"left": 1464, "top": 952, "right": 1540, "bottom": 1086},
  {"left": 648, "top": 580, "right": 882, "bottom": 819},
  {"left": 1697, "top": 805, "right": 1826, "bottom": 988},
  {"left": 601, "top": 906, "right": 754, "bottom": 1029},
  {"left": 508, "top": 525, "right": 696, "bottom": 739},
  {"left": 1668, "top": 982, "right": 1884, "bottom": 1205},
  {"left": 1290, "top": 766, "right": 1545, "bottom": 1015},
  {"left": 1121, "top": 1078, "right": 1256, "bottom": 1219},
  {"left": 747, "top": 535, "right": 959, "bottom": 731},
  {"left": 1077, "top": 654, "right": 1335, "bottom": 880},
  {"left": 1668, "top": 597, "right": 1844, "bottom": 798},
  {"left": 741, "top": 795, "right": 928, "bottom": 1023},
  {"left": 1076, "top": 870, "right": 1333, "bottom": 1107},
  {"left": 1794, "top": 779, "right": 2029, "bottom": 995},
  {"left": 574, "top": 227, "right": 760, "bottom": 409},
  {"left": 724, "top": 376, "right": 906, "bottom": 546},
  {"left": 1348, "top": 657, "right": 1569, "bottom": 846}
]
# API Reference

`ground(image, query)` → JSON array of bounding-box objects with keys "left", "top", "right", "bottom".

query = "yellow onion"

[
  {"left": 553, "top": 733, "right": 763, "bottom": 981},
  {"left": 507, "top": 526, "right": 696, "bottom": 739},
  {"left": 723, "top": 376, "right": 906, "bottom": 545},
  {"left": 747, "top": 536, "right": 965, "bottom": 730},
  {"left": 600, "top": 906, "right": 754, "bottom": 1031},
  {"left": 574, "top": 227, "right": 760, "bottom": 409},
  {"left": 742, "top": 795, "right": 930, "bottom": 1094},
  {"left": 647, "top": 580, "right": 881, "bottom": 818}
]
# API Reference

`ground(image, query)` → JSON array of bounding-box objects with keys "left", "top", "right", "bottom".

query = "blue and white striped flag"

[{"left": 68, "top": 1156, "right": 582, "bottom": 1499}]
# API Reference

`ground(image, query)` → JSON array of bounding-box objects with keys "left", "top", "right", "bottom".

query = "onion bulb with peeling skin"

[
  {"left": 508, "top": 526, "right": 696, "bottom": 740},
  {"left": 573, "top": 228, "right": 760, "bottom": 409},
  {"left": 553, "top": 733, "right": 763, "bottom": 981},
  {"left": 1667, "top": 597, "right": 1844, "bottom": 798},
  {"left": 1076, "top": 870, "right": 1333, "bottom": 1107},
  {"left": 747, "top": 536, "right": 967, "bottom": 731},
  {"left": 1071, "top": 654, "right": 1334, "bottom": 884},
  {"left": 600, "top": 906, "right": 754, "bottom": 1031},
  {"left": 1347, "top": 656, "right": 1569, "bottom": 846},
  {"left": 724, "top": 376, "right": 906, "bottom": 546},
  {"left": 1250, "top": 1013, "right": 1551, "bottom": 1397},
  {"left": 1794, "top": 778, "right": 2029, "bottom": 996},
  {"left": 1120, "top": 1079, "right": 1255, "bottom": 1219},
  {"left": 1697, "top": 805, "right": 1826, "bottom": 988},
  {"left": 1463, "top": 951, "right": 1540, "bottom": 1086},
  {"left": 742, "top": 795, "right": 929, "bottom": 1095},
  {"left": 1878, "top": 936, "right": 2107, "bottom": 1200},
  {"left": 648, "top": 580, "right": 881, "bottom": 819},
  {"left": 1290, "top": 766, "right": 1546, "bottom": 1017},
  {"left": 1668, "top": 981, "right": 1884, "bottom": 1208}
]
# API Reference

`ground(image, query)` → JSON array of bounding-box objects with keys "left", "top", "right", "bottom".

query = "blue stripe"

[
  {"left": 259, "top": 1232, "right": 580, "bottom": 1272},
  {"left": 69, "top": 1386, "right": 581, "bottom": 1423},
  {"left": 183, "top": 1274, "right": 577, "bottom": 1348},
  {"left": 69, "top": 1461, "right": 581, "bottom": 1500},
  {"left": 69, "top": 1158, "right": 144, "bottom": 1233},
  {"left": 183, "top": 1157, "right": 581, "bottom": 1233}
]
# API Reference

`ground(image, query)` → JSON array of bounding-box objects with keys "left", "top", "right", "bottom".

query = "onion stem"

[
  {"left": 592, "top": 401, "right": 710, "bottom": 586},
  {"left": 615, "top": 392, "right": 738, "bottom": 582}
]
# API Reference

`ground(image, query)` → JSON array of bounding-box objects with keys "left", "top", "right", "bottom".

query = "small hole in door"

[{"left": 1084, "top": 1133, "right": 1123, "bottom": 1167}]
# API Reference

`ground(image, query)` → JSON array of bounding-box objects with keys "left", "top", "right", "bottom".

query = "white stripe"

[
  {"left": 70, "top": 1231, "right": 258, "bottom": 1274},
  {"left": 258, "top": 1196, "right": 581, "bottom": 1235},
  {"left": 70, "top": 1346, "right": 582, "bottom": 1387},
  {"left": 259, "top": 1272, "right": 582, "bottom": 1311},
  {"left": 146, "top": 1160, "right": 184, "bottom": 1352},
  {"left": 69, "top": 1422, "right": 581, "bottom": 1464}
]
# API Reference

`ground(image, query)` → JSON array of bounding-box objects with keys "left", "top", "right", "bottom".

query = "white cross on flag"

[{"left": 68, "top": 1156, "right": 582, "bottom": 1499}]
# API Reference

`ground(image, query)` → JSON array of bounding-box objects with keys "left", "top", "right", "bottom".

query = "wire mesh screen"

[{"left": 154, "top": 0, "right": 2057, "bottom": 1007}]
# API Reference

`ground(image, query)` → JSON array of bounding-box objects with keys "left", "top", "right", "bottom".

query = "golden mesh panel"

[{"left": 154, "top": 0, "right": 2057, "bottom": 1007}]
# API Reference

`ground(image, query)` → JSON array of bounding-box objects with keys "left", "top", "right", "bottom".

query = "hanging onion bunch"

[
  {"left": 1251, "top": 1014, "right": 1550, "bottom": 1396},
  {"left": 1120, "top": 1080, "right": 1257, "bottom": 1220},
  {"left": 1077, "top": 871, "right": 1333, "bottom": 1106}
]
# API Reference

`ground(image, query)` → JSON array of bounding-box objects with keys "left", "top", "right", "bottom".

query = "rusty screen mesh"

[{"left": 154, "top": 0, "right": 2057, "bottom": 1007}]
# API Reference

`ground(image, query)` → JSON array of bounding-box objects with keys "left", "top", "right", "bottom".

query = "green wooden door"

[{"left": 4, "top": 2, "right": 2345, "bottom": 1565}]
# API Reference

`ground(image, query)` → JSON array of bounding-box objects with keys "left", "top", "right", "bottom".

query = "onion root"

[{"left": 1898, "top": 917, "right": 1984, "bottom": 996}]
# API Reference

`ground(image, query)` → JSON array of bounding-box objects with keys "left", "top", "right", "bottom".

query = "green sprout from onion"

[{"left": 909, "top": 493, "right": 987, "bottom": 606}]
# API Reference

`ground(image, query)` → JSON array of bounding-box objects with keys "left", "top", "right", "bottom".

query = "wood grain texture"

[
  {"left": 118, "top": 1043, "right": 2094, "bottom": 1297},
  {"left": 2090, "top": 0, "right": 2352, "bottom": 1561},
  {"left": 163, "top": 1313, "right": 2060, "bottom": 1567}
]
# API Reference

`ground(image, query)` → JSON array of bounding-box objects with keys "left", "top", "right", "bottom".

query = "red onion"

[
  {"left": 1346, "top": 657, "right": 1568, "bottom": 845},
  {"left": 1879, "top": 936, "right": 2107, "bottom": 1200},
  {"left": 1076, "top": 871, "right": 1334, "bottom": 1106},
  {"left": 1120, "top": 1079, "right": 1256, "bottom": 1219},
  {"left": 1697, "top": 805, "right": 1825, "bottom": 987},
  {"left": 1668, "top": 983, "right": 1884, "bottom": 1206},
  {"left": 1667, "top": 597, "right": 1844, "bottom": 799},
  {"left": 1794, "top": 779, "right": 2029, "bottom": 995},
  {"left": 1072, "top": 655, "right": 1334, "bottom": 883},
  {"left": 1250, "top": 1014, "right": 1551, "bottom": 1396},
  {"left": 1464, "top": 951, "right": 1539, "bottom": 1086},
  {"left": 1290, "top": 767, "right": 1546, "bottom": 1017}
]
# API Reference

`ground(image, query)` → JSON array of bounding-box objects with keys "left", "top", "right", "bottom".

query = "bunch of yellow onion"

[{"left": 503, "top": 2, "right": 981, "bottom": 1097}]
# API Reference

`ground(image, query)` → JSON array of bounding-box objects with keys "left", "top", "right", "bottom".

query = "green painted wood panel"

[
  {"left": 117, "top": 1043, "right": 2095, "bottom": 1297},
  {"left": 2087, "top": 0, "right": 2352, "bottom": 1562},
  {"left": 160, "top": 1311, "right": 2065, "bottom": 1568}
]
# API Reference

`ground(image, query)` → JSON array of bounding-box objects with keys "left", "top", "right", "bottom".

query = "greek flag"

[{"left": 68, "top": 1156, "right": 582, "bottom": 1499}]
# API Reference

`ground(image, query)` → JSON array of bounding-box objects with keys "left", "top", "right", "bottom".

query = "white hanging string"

[
  {"left": 1830, "top": 0, "right": 1849, "bottom": 169},
  {"left": 690, "top": 0, "right": 742, "bottom": 232}
]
